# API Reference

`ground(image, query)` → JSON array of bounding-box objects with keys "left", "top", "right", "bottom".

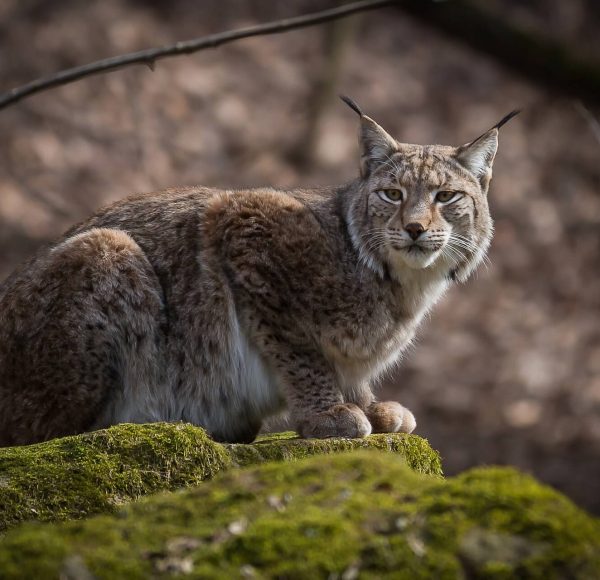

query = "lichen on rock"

[
  {"left": 0, "top": 422, "right": 441, "bottom": 532},
  {"left": 0, "top": 450, "right": 597, "bottom": 579}
]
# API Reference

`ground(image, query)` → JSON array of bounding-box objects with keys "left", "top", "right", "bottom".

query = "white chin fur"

[{"left": 391, "top": 247, "right": 440, "bottom": 270}]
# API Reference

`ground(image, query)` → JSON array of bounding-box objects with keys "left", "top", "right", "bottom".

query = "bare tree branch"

[
  {"left": 0, "top": 0, "right": 394, "bottom": 111},
  {"left": 5, "top": 0, "right": 597, "bottom": 114}
]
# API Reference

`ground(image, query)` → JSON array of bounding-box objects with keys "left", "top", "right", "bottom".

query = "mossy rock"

[
  {"left": 0, "top": 422, "right": 441, "bottom": 532},
  {"left": 226, "top": 430, "right": 442, "bottom": 476},
  {"left": 0, "top": 450, "right": 597, "bottom": 579},
  {"left": 0, "top": 423, "right": 231, "bottom": 534}
]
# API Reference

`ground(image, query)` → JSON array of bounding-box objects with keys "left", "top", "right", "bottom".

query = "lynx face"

[
  {"left": 363, "top": 143, "right": 493, "bottom": 277},
  {"left": 344, "top": 100, "right": 512, "bottom": 283}
]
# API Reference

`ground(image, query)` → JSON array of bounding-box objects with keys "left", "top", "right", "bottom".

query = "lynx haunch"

[{"left": 0, "top": 98, "right": 517, "bottom": 445}]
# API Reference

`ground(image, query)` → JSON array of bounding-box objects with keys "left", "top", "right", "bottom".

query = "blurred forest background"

[{"left": 1, "top": 1, "right": 599, "bottom": 512}]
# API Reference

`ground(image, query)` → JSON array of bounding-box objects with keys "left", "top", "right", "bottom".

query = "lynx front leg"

[{"left": 268, "top": 347, "right": 371, "bottom": 439}]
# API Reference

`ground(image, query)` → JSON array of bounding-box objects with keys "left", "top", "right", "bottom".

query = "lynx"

[{"left": 0, "top": 98, "right": 517, "bottom": 446}]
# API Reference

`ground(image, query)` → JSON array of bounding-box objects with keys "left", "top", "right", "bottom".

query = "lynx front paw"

[
  {"left": 367, "top": 401, "right": 416, "bottom": 434},
  {"left": 298, "top": 403, "right": 372, "bottom": 439}
]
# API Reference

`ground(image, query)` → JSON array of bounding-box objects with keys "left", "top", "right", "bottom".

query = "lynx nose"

[{"left": 405, "top": 222, "right": 425, "bottom": 240}]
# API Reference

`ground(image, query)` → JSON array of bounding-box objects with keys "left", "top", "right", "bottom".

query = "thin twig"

[{"left": 0, "top": 0, "right": 394, "bottom": 111}]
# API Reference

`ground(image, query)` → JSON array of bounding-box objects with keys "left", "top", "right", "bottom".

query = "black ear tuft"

[
  {"left": 339, "top": 94, "right": 364, "bottom": 117},
  {"left": 493, "top": 109, "right": 521, "bottom": 130},
  {"left": 467, "top": 109, "right": 521, "bottom": 149}
]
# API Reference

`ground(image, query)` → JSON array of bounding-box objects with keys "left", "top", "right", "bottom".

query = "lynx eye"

[
  {"left": 435, "top": 190, "right": 459, "bottom": 204},
  {"left": 377, "top": 189, "right": 404, "bottom": 204}
]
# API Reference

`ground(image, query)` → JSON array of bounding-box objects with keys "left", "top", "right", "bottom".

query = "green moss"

[
  {"left": 0, "top": 423, "right": 231, "bottom": 533},
  {"left": 226, "top": 431, "right": 443, "bottom": 477},
  {"left": 0, "top": 423, "right": 440, "bottom": 532},
  {"left": 0, "top": 451, "right": 597, "bottom": 579}
]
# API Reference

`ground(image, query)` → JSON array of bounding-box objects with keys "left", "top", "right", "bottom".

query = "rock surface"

[
  {"left": 0, "top": 422, "right": 442, "bottom": 532},
  {"left": 0, "top": 450, "right": 598, "bottom": 579}
]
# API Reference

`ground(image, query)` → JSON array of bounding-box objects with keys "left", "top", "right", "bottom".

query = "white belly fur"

[
  {"left": 209, "top": 313, "right": 284, "bottom": 433},
  {"left": 93, "top": 312, "right": 283, "bottom": 438}
]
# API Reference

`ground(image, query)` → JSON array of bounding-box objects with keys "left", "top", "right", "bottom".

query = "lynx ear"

[
  {"left": 340, "top": 95, "right": 398, "bottom": 178},
  {"left": 456, "top": 130, "right": 498, "bottom": 191},
  {"left": 456, "top": 110, "right": 520, "bottom": 192}
]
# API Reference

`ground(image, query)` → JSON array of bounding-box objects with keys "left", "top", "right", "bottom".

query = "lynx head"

[{"left": 341, "top": 96, "right": 518, "bottom": 282}]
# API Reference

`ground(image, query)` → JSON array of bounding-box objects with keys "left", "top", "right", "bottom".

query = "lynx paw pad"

[
  {"left": 367, "top": 401, "right": 416, "bottom": 434},
  {"left": 298, "top": 403, "right": 372, "bottom": 439}
]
